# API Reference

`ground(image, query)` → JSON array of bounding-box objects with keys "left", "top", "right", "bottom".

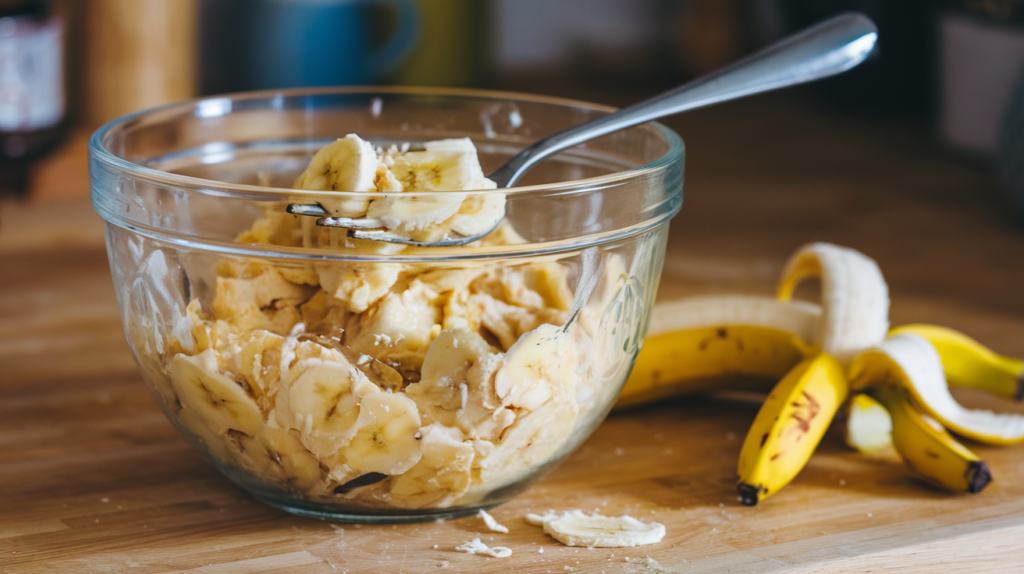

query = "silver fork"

[{"left": 287, "top": 11, "right": 877, "bottom": 247}]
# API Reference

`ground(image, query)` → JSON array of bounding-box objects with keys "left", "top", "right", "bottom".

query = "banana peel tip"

[
  {"left": 736, "top": 482, "right": 763, "bottom": 506},
  {"left": 967, "top": 461, "right": 992, "bottom": 494}
]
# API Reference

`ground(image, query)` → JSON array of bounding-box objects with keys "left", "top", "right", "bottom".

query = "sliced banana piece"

[
  {"left": 778, "top": 242, "right": 890, "bottom": 366},
  {"left": 317, "top": 263, "right": 403, "bottom": 314},
  {"left": 273, "top": 359, "right": 380, "bottom": 462},
  {"left": 341, "top": 391, "right": 423, "bottom": 475},
  {"left": 852, "top": 334, "right": 1024, "bottom": 445},
  {"left": 232, "top": 426, "right": 323, "bottom": 492},
  {"left": 494, "top": 323, "right": 577, "bottom": 411},
  {"left": 474, "top": 393, "right": 578, "bottom": 489},
  {"left": 366, "top": 193, "right": 467, "bottom": 234},
  {"left": 366, "top": 138, "right": 497, "bottom": 237},
  {"left": 293, "top": 134, "right": 377, "bottom": 217},
  {"left": 344, "top": 279, "right": 443, "bottom": 375},
  {"left": 169, "top": 350, "right": 265, "bottom": 438},
  {"left": 212, "top": 264, "right": 316, "bottom": 335},
  {"left": 389, "top": 423, "right": 475, "bottom": 508},
  {"left": 449, "top": 193, "right": 506, "bottom": 237},
  {"left": 405, "top": 329, "right": 513, "bottom": 442},
  {"left": 526, "top": 509, "right": 665, "bottom": 548}
]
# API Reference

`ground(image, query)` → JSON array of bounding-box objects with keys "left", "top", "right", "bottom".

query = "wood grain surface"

[{"left": 3, "top": 92, "right": 1024, "bottom": 573}]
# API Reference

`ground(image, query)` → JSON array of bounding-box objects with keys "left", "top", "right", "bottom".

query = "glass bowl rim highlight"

[{"left": 88, "top": 85, "right": 685, "bottom": 199}]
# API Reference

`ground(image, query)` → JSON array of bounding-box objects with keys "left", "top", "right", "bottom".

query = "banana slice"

[
  {"left": 223, "top": 328, "right": 286, "bottom": 413},
  {"left": 366, "top": 193, "right": 467, "bottom": 235},
  {"left": 169, "top": 350, "right": 265, "bottom": 438},
  {"left": 317, "top": 263, "right": 403, "bottom": 314},
  {"left": 852, "top": 334, "right": 1024, "bottom": 445},
  {"left": 212, "top": 264, "right": 317, "bottom": 334},
  {"left": 293, "top": 134, "right": 377, "bottom": 217},
  {"left": 405, "top": 329, "right": 514, "bottom": 442},
  {"left": 526, "top": 510, "right": 665, "bottom": 548},
  {"left": 232, "top": 426, "right": 323, "bottom": 492},
  {"left": 389, "top": 138, "right": 490, "bottom": 192},
  {"left": 474, "top": 393, "right": 578, "bottom": 489},
  {"left": 389, "top": 423, "right": 475, "bottom": 508},
  {"left": 472, "top": 323, "right": 580, "bottom": 489},
  {"left": 166, "top": 350, "right": 265, "bottom": 468},
  {"left": 366, "top": 138, "right": 497, "bottom": 237},
  {"left": 344, "top": 279, "right": 443, "bottom": 374},
  {"left": 341, "top": 391, "right": 423, "bottom": 475},
  {"left": 494, "top": 323, "right": 577, "bottom": 410},
  {"left": 778, "top": 242, "right": 890, "bottom": 366},
  {"left": 449, "top": 193, "right": 506, "bottom": 237},
  {"left": 273, "top": 359, "right": 380, "bottom": 462},
  {"left": 844, "top": 392, "right": 893, "bottom": 454}
]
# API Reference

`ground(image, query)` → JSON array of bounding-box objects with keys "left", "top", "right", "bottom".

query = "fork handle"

[{"left": 487, "top": 12, "right": 877, "bottom": 188}]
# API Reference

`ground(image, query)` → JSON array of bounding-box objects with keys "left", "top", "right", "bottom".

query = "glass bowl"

[{"left": 89, "top": 87, "right": 684, "bottom": 522}]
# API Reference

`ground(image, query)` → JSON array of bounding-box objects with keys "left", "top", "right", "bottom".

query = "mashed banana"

[{"left": 151, "top": 135, "right": 624, "bottom": 509}]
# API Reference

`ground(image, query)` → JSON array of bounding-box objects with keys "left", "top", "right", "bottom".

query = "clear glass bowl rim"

[{"left": 88, "top": 85, "right": 685, "bottom": 199}]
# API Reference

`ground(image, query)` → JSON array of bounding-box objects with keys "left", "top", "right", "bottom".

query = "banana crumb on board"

[
  {"left": 526, "top": 509, "right": 665, "bottom": 548},
  {"left": 455, "top": 538, "right": 512, "bottom": 558},
  {"left": 624, "top": 556, "right": 672, "bottom": 573},
  {"left": 478, "top": 509, "right": 509, "bottom": 533}
]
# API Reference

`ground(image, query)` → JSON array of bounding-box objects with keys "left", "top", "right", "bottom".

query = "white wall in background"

[
  {"left": 941, "top": 13, "right": 1024, "bottom": 155},
  {"left": 492, "top": 0, "right": 662, "bottom": 71}
]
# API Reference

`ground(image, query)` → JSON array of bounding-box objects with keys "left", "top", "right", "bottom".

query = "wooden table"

[{"left": 3, "top": 92, "right": 1024, "bottom": 573}]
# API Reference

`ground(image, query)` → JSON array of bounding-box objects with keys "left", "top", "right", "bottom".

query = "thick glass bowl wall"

[{"left": 90, "top": 88, "right": 684, "bottom": 522}]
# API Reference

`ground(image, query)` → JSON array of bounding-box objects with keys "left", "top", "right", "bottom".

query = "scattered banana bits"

[
  {"left": 526, "top": 510, "right": 666, "bottom": 548},
  {"left": 455, "top": 538, "right": 512, "bottom": 558},
  {"left": 617, "top": 241, "right": 1024, "bottom": 504},
  {"left": 478, "top": 508, "right": 509, "bottom": 533}
]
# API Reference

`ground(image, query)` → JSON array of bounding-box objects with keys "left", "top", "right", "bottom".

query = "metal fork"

[{"left": 287, "top": 12, "right": 877, "bottom": 247}]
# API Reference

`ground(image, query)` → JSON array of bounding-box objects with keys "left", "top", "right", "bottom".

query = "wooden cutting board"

[{"left": 3, "top": 93, "right": 1024, "bottom": 572}]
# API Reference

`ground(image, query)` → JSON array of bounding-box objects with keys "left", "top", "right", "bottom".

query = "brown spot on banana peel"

[
  {"left": 698, "top": 329, "right": 731, "bottom": 351},
  {"left": 790, "top": 414, "right": 811, "bottom": 435},
  {"left": 737, "top": 482, "right": 765, "bottom": 506},
  {"left": 787, "top": 391, "right": 822, "bottom": 437},
  {"left": 924, "top": 449, "right": 940, "bottom": 459},
  {"left": 966, "top": 461, "right": 992, "bottom": 493},
  {"left": 1015, "top": 371, "right": 1024, "bottom": 402}
]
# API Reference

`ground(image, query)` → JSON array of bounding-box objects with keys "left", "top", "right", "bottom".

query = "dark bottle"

[{"left": 0, "top": 0, "right": 64, "bottom": 197}]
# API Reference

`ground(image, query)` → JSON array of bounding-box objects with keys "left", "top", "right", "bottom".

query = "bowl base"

[{"left": 255, "top": 495, "right": 497, "bottom": 524}]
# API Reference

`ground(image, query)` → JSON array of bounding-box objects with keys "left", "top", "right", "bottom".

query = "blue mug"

[{"left": 245, "top": 0, "right": 420, "bottom": 89}]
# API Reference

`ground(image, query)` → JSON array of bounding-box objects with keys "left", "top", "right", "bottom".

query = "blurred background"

[{"left": 3, "top": 0, "right": 1024, "bottom": 221}]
